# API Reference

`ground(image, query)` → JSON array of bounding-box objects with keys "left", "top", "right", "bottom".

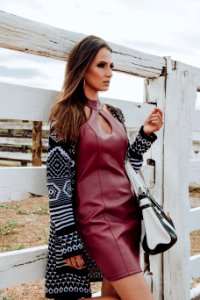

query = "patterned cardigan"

[{"left": 45, "top": 104, "right": 157, "bottom": 299}]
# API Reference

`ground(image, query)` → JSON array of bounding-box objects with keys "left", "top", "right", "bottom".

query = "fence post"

[
  {"left": 144, "top": 75, "right": 166, "bottom": 300},
  {"left": 163, "top": 65, "right": 197, "bottom": 300},
  {"left": 32, "top": 121, "right": 42, "bottom": 166}
]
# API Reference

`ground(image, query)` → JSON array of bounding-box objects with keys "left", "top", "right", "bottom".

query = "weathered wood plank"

[
  {"left": 0, "top": 242, "right": 162, "bottom": 295},
  {"left": 0, "top": 137, "right": 48, "bottom": 147},
  {"left": 192, "top": 110, "right": 200, "bottom": 131},
  {"left": 0, "top": 10, "right": 166, "bottom": 78},
  {"left": 0, "top": 165, "right": 153, "bottom": 202},
  {"left": 144, "top": 76, "right": 165, "bottom": 300},
  {"left": 190, "top": 254, "right": 200, "bottom": 279},
  {"left": 0, "top": 151, "right": 47, "bottom": 162},
  {"left": 193, "top": 132, "right": 200, "bottom": 143},
  {"left": 32, "top": 121, "right": 42, "bottom": 166},
  {"left": 0, "top": 82, "right": 57, "bottom": 121},
  {"left": 0, "top": 246, "right": 47, "bottom": 288},
  {"left": 190, "top": 285, "right": 200, "bottom": 300},
  {"left": 163, "top": 68, "right": 197, "bottom": 300},
  {"left": 101, "top": 97, "right": 155, "bottom": 128},
  {"left": 0, "top": 245, "right": 103, "bottom": 294},
  {"left": 0, "top": 122, "right": 49, "bottom": 130},
  {"left": 175, "top": 61, "right": 200, "bottom": 84},
  {"left": 93, "top": 292, "right": 101, "bottom": 297},
  {"left": 189, "top": 208, "right": 200, "bottom": 232},
  {"left": 0, "top": 166, "right": 47, "bottom": 201},
  {"left": 141, "top": 165, "right": 154, "bottom": 189},
  {"left": 189, "top": 159, "right": 200, "bottom": 183},
  {"left": 0, "top": 82, "right": 155, "bottom": 126}
]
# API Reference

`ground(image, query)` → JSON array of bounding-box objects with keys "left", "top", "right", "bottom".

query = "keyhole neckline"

[{"left": 84, "top": 95, "right": 102, "bottom": 111}]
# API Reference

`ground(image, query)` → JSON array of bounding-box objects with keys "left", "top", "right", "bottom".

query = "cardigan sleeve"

[
  {"left": 127, "top": 125, "right": 157, "bottom": 171},
  {"left": 46, "top": 123, "right": 84, "bottom": 259}
]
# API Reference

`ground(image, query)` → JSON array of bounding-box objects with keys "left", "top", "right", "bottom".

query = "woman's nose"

[{"left": 106, "top": 68, "right": 113, "bottom": 77}]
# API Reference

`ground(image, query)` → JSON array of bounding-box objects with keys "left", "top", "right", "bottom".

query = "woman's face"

[{"left": 84, "top": 47, "right": 114, "bottom": 94}]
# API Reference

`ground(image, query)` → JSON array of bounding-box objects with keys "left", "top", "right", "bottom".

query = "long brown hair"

[{"left": 48, "top": 35, "right": 112, "bottom": 143}]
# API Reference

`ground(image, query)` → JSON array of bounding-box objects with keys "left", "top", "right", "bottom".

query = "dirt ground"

[
  {"left": 0, "top": 196, "right": 101, "bottom": 300},
  {"left": 0, "top": 193, "right": 200, "bottom": 300}
]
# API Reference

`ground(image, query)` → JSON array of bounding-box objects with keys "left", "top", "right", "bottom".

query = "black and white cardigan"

[{"left": 45, "top": 104, "right": 157, "bottom": 299}]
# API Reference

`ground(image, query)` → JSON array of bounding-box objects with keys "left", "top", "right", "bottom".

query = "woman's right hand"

[{"left": 64, "top": 255, "right": 85, "bottom": 269}]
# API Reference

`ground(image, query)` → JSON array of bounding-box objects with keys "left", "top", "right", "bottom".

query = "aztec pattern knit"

[{"left": 45, "top": 104, "right": 157, "bottom": 299}]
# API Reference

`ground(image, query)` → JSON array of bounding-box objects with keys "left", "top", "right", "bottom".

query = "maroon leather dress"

[{"left": 75, "top": 97, "right": 141, "bottom": 281}]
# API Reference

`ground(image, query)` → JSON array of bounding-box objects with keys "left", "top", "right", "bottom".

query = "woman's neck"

[{"left": 83, "top": 87, "right": 98, "bottom": 101}]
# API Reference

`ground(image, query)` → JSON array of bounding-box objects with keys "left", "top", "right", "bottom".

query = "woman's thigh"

[
  {"left": 109, "top": 272, "right": 153, "bottom": 300},
  {"left": 101, "top": 277, "right": 120, "bottom": 298}
]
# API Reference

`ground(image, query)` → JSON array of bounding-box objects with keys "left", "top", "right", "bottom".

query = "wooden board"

[
  {"left": 190, "top": 285, "right": 200, "bottom": 300},
  {"left": 163, "top": 68, "right": 197, "bottom": 300},
  {"left": 0, "top": 244, "right": 102, "bottom": 294},
  {"left": 0, "top": 82, "right": 58, "bottom": 121},
  {"left": 0, "top": 121, "right": 49, "bottom": 131},
  {"left": 192, "top": 110, "right": 200, "bottom": 131},
  {"left": 0, "top": 137, "right": 48, "bottom": 147},
  {"left": 0, "top": 82, "right": 155, "bottom": 125},
  {"left": 190, "top": 254, "right": 200, "bottom": 279},
  {"left": 0, "top": 164, "right": 153, "bottom": 202},
  {"left": 0, "top": 11, "right": 166, "bottom": 78},
  {"left": 193, "top": 131, "right": 200, "bottom": 143},
  {"left": 189, "top": 208, "right": 200, "bottom": 232},
  {"left": 0, "top": 245, "right": 47, "bottom": 288},
  {"left": 0, "top": 151, "right": 47, "bottom": 162},
  {"left": 189, "top": 159, "right": 200, "bottom": 183},
  {"left": 143, "top": 76, "right": 166, "bottom": 300},
  {"left": 0, "top": 166, "right": 47, "bottom": 201},
  {"left": 101, "top": 97, "right": 155, "bottom": 128}
]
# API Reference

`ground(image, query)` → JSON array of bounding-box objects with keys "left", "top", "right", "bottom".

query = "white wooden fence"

[{"left": 0, "top": 10, "right": 200, "bottom": 300}]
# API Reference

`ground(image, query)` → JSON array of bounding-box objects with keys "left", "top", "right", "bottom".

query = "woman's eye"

[
  {"left": 97, "top": 63, "right": 105, "bottom": 68},
  {"left": 110, "top": 64, "right": 114, "bottom": 69}
]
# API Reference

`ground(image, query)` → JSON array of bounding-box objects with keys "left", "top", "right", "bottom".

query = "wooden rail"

[
  {"left": 0, "top": 137, "right": 48, "bottom": 148},
  {"left": 0, "top": 10, "right": 166, "bottom": 79},
  {"left": 0, "top": 246, "right": 47, "bottom": 287}
]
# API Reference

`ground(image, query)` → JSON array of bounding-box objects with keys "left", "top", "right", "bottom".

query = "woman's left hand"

[{"left": 143, "top": 107, "right": 163, "bottom": 135}]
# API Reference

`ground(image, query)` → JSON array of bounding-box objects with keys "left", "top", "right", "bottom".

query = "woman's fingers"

[
  {"left": 69, "top": 257, "right": 78, "bottom": 268},
  {"left": 149, "top": 110, "right": 163, "bottom": 120},
  {"left": 148, "top": 110, "right": 163, "bottom": 126},
  {"left": 148, "top": 117, "right": 163, "bottom": 129},
  {"left": 74, "top": 255, "right": 85, "bottom": 268},
  {"left": 152, "top": 107, "right": 163, "bottom": 118},
  {"left": 148, "top": 115, "right": 163, "bottom": 125},
  {"left": 64, "top": 255, "right": 85, "bottom": 269},
  {"left": 143, "top": 108, "right": 163, "bottom": 134}
]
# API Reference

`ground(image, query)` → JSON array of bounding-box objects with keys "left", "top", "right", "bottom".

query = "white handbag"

[{"left": 125, "top": 160, "right": 177, "bottom": 255}]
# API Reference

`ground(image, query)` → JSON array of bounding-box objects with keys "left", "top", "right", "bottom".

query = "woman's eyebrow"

[{"left": 97, "top": 60, "right": 114, "bottom": 64}]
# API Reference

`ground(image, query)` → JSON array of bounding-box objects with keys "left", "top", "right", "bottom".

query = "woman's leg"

[
  {"left": 81, "top": 297, "right": 119, "bottom": 300},
  {"left": 80, "top": 272, "right": 152, "bottom": 300},
  {"left": 78, "top": 277, "right": 120, "bottom": 299},
  {"left": 109, "top": 272, "right": 153, "bottom": 300},
  {"left": 101, "top": 277, "right": 120, "bottom": 299}
]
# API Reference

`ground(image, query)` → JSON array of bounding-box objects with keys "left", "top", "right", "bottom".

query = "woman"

[{"left": 45, "top": 35, "right": 163, "bottom": 300}]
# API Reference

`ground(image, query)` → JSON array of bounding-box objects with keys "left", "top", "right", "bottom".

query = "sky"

[{"left": 0, "top": 0, "right": 200, "bottom": 106}]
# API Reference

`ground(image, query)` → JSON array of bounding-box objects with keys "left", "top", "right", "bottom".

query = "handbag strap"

[{"left": 125, "top": 160, "right": 148, "bottom": 197}]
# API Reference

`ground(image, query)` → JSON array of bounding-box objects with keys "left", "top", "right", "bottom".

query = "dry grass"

[{"left": 0, "top": 196, "right": 49, "bottom": 253}]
